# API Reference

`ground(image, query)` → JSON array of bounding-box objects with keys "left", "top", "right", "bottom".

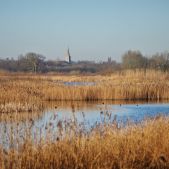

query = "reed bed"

[
  {"left": 0, "top": 116, "right": 169, "bottom": 169},
  {"left": 0, "top": 70, "right": 169, "bottom": 112},
  {"left": 0, "top": 102, "right": 44, "bottom": 113}
]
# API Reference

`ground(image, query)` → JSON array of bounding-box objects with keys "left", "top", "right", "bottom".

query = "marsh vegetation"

[
  {"left": 0, "top": 70, "right": 169, "bottom": 169},
  {"left": 0, "top": 70, "right": 169, "bottom": 111},
  {"left": 0, "top": 114, "right": 169, "bottom": 169}
]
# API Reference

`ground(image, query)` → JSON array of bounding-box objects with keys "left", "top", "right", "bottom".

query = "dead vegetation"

[
  {"left": 0, "top": 116, "right": 169, "bottom": 169},
  {"left": 0, "top": 70, "right": 168, "bottom": 108}
]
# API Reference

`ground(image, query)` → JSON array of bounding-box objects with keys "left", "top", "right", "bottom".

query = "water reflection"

[
  {"left": 0, "top": 101, "right": 169, "bottom": 149},
  {"left": 49, "top": 101, "right": 169, "bottom": 124}
]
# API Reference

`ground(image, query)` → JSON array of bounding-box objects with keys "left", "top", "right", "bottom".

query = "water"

[
  {"left": 54, "top": 80, "right": 96, "bottom": 86},
  {"left": 63, "top": 81, "right": 96, "bottom": 86},
  {"left": 53, "top": 102, "right": 169, "bottom": 124},
  {"left": 0, "top": 101, "right": 169, "bottom": 149}
]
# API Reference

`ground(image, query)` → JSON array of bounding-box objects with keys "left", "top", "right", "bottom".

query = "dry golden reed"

[
  {"left": 0, "top": 116, "right": 169, "bottom": 169},
  {"left": 0, "top": 69, "right": 169, "bottom": 112},
  {"left": 1, "top": 70, "right": 169, "bottom": 101}
]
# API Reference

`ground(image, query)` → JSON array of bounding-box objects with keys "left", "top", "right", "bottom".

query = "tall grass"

[
  {"left": 0, "top": 69, "right": 169, "bottom": 112},
  {"left": 0, "top": 116, "right": 169, "bottom": 169}
]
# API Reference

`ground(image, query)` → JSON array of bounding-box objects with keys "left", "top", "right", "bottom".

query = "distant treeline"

[{"left": 0, "top": 50, "right": 169, "bottom": 73}]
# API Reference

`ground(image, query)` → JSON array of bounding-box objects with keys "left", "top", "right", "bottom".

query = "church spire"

[{"left": 65, "top": 47, "right": 71, "bottom": 63}]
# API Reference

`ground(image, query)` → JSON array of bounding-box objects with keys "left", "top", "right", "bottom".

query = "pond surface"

[
  {"left": 51, "top": 102, "right": 169, "bottom": 124},
  {"left": 0, "top": 101, "right": 169, "bottom": 149},
  {"left": 63, "top": 81, "right": 96, "bottom": 86}
]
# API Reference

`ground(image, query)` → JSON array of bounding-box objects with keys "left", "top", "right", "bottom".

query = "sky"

[{"left": 0, "top": 0, "right": 169, "bottom": 62}]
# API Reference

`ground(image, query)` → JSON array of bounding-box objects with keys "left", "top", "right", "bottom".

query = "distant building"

[
  {"left": 107, "top": 57, "right": 112, "bottom": 63},
  {"left": 65, "top": 48, "right": 71, "bottom": 63}
]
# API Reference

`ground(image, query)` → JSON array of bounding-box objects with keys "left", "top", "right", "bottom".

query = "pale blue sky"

[{"left": 0, "top": 0, "right": 169, "bottom": 61}]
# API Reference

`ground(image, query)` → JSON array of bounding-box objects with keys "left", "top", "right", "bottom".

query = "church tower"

[{"left": 65, "top": 48, "right": 71, "bottom": 63}]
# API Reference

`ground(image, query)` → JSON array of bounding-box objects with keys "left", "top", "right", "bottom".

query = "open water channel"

[{"left": 0, "top": 101, "right": 169, "bottom": 149}]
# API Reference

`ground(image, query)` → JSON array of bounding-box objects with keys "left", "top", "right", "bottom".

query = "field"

[
  {"left": 0, "top": 70, "right": 169, "bottom": 169},
  {"left": 0, "top": 70, "right": 169, "bottom": 113}
]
